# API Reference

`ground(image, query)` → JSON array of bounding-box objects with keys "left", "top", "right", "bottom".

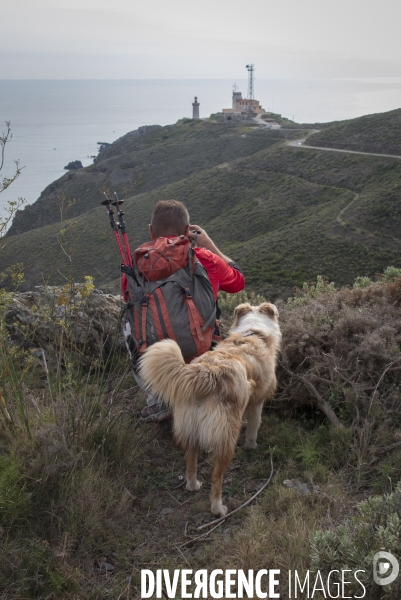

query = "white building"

[{"left": 223, "top": 88, "right": 265, "bottom": 120}]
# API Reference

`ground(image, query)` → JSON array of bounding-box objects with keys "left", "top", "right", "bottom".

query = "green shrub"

[
  {"left": 295, "top": 437, "right": 323, "bottom": 471},
  {"left": 15, "top": 538, "right": 77, "bottom": 597},
  {"left": 287, "top": 275, "right": 336, "bottom": 306},
  {"left": 218, "top": 289, "right": 267, "bottom": 316},
  {"left": 0, "top": 455, "right": 30, "bottom": 526},
  {"left": 353, "top": 275, "right": 371, "bottom": 288},
  {"left": 310, "top": 481, "right": 401, "bottom": 599},
  {"left": 383, "top": 266, "right": 401, "bottom": 282}
]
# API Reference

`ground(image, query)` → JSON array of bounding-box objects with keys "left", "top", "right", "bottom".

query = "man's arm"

[
  {"left": 188, "top": 224, "right": 235, "bottom": 265},
  {"left": 189, "top": 224, "right": 245, "bottom": 294}
]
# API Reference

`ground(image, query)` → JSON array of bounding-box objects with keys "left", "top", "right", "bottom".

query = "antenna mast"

[{"left": 246, "top": 64, "right": 254, "bottom": 99}]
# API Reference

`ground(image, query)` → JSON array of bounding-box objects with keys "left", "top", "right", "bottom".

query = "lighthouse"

[{"left": 192, "top": 96, "right": 200, "bottom": 119}]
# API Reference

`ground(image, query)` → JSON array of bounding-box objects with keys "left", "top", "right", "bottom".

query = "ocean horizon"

[{"left": 1, "top": 77, "right": 401, "bottom": 214}]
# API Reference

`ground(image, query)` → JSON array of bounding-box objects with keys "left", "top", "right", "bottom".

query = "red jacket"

[{"left": 193, "top": 247, "right": 245, "bottom": 299}]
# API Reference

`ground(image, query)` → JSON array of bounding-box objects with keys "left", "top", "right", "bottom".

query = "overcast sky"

[{"left": 1, "top": 0, "right": 400, "bottom": 79}]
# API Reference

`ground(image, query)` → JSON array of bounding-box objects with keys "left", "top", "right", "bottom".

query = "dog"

[{"left": 139, "top": 302, "right": 281, "bottom": 517}]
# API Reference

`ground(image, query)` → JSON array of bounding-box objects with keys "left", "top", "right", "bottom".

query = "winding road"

[
  {"left": 252, "top": 115, "right": 401, "bottom": 160},
  {"left": 287, "top": 137, "right": 401, "bottom": 160}
]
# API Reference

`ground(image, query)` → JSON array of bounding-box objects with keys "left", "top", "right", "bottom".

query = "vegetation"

[
  {"left": 3, "top": 110, "right": 401, "bottom": 297},
  {"left": 311, "top": 482, "right": 401, "bottom": 599}
]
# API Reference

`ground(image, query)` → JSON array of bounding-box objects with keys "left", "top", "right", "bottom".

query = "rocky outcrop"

[
  {"left": 64, "top": 160, "right": 83, "bottom": 170},
  {"left": 4, "top": 286, "right": 125, "bottom": 367}
]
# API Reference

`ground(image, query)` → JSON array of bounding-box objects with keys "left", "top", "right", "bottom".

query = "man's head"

[{"left": 149, "top": 200, "right": 190, "bottom": 239}]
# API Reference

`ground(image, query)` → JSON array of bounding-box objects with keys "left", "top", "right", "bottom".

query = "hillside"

[
  {"left": 307, "top": 108, "right": 401, "bottom": 155},
  {"left": 2, "top": 110, "right": 401, "bottom": 297},
  {"left": 8, "top": 120, "right": 294, "bottom": 236}
]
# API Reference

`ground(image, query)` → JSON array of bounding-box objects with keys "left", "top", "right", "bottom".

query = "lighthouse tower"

[{"left": 192, "top": 96, "right": 200, "bottom": 119}]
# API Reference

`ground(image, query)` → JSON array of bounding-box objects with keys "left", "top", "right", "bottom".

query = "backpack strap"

[
  {"left": 148, "top": 293, "right": 165, "bottom": 341},
  {"left": 126, "top": 291, "right": 141, "bottom": 347},
  {"left": 154, "top": 288, "right": 176, "bottom": 341},
  {"left": 187, "top": 246, "right": 197, "bottom": 274},
  {"left": 183, "top": 287, "right": 204, "bottom": 353},
  {"left": 133, "top": 299, "right": 140, "bottom": 343},
  {"left": 201, "top": 305, "right": 217, "bottom": 332},
  {"left": 132, "top": 255, "right": 148, "bottom": 291},
  {"left": 188, "top": 247, "right": 216, "bottom": 333},
  {"left": 140, "top": 295, "right": 149, "bottom": 351}
]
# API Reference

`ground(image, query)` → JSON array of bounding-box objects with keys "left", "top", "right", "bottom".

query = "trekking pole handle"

[{"left": 101, "top": 193, "right": 129, "bottom": 265}]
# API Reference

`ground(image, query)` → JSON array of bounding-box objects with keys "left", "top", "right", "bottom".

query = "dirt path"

[
  {"left": 287, "top": 135, "right": 401, "bottom": 229},
  {"left": 336, "top": 193, "right": 359, "bottom": 224},
  {"left": 253, "top": 114, "right": 281, "bottom": 129}
]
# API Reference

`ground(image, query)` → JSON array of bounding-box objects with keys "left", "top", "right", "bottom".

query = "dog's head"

[{"left": 232, "top": 302, "right": 279, "bottom": 328}]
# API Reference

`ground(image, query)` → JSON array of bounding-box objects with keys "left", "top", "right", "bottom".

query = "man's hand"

[
  {"left": 188, "top": 224, "right": 233, "bottom": 264},
  {"left": 188, "top": 225, "right": 215, "bottom": 252}
]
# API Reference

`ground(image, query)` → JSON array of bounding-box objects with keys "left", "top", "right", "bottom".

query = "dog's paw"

[
  {"left": 211, "top": 502, "right": 228, "bottom": 517},
  {"left": 186, "top": 479, "right": 202, "bottom": 492},
  {"left": 244, "top": 440, "right": 258, "bottom": 450}
]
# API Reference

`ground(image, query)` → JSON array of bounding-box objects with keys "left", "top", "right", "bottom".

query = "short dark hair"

[{"left": 151, "top": 200, "right": 190, "bottom": 238}]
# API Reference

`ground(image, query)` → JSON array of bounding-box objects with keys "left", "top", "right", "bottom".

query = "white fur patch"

[{"left": 229, "top": 305, "right": 281, "bottom": 341}]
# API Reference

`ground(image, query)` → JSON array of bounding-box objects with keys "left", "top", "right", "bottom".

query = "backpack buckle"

[
  {"left": 184, "top": 288, "right": 192, "bottom": 299},
  {"left": 141, "top": 295, "right": 149, "bottom": 305}
]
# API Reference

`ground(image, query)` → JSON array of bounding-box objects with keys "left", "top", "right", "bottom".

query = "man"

[{"left": 123, "top": 199, "right": 245, "bottom": 422}]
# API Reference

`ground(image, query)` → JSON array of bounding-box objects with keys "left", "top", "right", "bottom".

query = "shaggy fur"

[{"left": 139, "top": 302, "right": 281, "bottom": 516}]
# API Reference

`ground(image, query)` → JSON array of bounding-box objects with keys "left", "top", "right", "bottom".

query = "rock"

[
  {"left": 100, "top": 562, "right": 115, "bottom": 572},
  {"left": 170, "top": 475, "right": 185, "bottom": 489},
  {"left": 97, "top": 142, "right": 111, "bottom": 152},
  {"left": 4, "top": 286, "right": 125, "bottom": 367},
  {"left": 110, "top": 169, "right": 131, "bottom": 185},
  {"left": 64, "top": 160, "right": 83, "bottom": 170},
  {"left": 283, "top": 479, "right": 311, "bottom": 495}
]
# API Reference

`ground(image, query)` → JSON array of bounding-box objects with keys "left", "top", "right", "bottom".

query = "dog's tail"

[
  {"left": 139, "top": 338, "right": 250, "bottom": 453},
  {"left": 138, "top": 339, "right": 212, "bottom": 408}
]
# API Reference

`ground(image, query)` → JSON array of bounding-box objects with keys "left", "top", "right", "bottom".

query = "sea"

[{"left": 1, "top": 77, "right": 401, "bottom": 214}]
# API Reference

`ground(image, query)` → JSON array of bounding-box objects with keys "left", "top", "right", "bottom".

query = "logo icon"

[{"left": 373, "top": 551, "right": 399, "bottom": 586}]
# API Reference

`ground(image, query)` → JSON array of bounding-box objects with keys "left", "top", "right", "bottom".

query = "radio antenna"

[{"left": 246, "top": 64, "right": 254, "bottom": 100}]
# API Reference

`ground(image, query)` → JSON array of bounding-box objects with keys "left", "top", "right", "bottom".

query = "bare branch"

[
  {"left": 296, "top": 374, "right": 341, "bottom": 426},
  {"left": 368, "top": 361, "right": 399, "bottom": 415},
  {"left": 0, "top": 121, "right": 25, "bottom": 194},
  {"left": 0, "top": 120, "right": 12, "bottom": 172},
  {"left": 279, "top": 360, "right": 340, "bottom": 426}
]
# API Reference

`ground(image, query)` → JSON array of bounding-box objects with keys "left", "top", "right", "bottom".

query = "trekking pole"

[
  {"left": 101, "top": 192, "right": 129, "bottom": 266},
  {"left": 113, "top": 192, "right": 133, "bottom": 267}
]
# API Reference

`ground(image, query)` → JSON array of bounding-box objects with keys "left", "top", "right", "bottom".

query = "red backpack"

[{"left": 122, "top": 236, "right": 216, "bottom": 362}]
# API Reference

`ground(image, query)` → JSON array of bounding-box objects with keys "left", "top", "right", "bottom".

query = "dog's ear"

[
  {"left": 258, "top": 302, "right": 278, "bottom": 320},
  {"left": 232, "top": 303, "right": 253, "bottom": 325}
]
